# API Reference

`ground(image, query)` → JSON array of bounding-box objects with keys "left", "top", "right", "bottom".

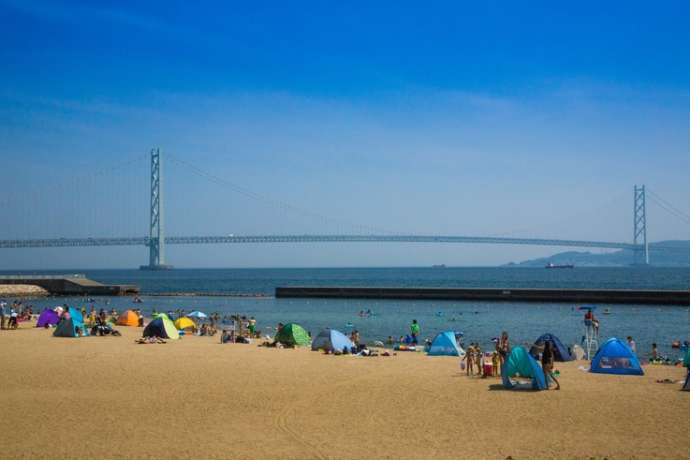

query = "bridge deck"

[{"left": 0, "top": 234, "right": 639, "bottom": 250}]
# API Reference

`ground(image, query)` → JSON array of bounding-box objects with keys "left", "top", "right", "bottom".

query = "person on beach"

[
  {"left": 248, "top": 317, "right": 256, "bottom": 337},
  {"left": 496, "top": 331, "right": 510, "bottom": 366},
  {"left": 8, "top": 308, "right": 18, "bottom": 329},
  {"left": 0, "top": 301, "right": 6, "bottom": 330},
  {"left": 651, "top": 343, "right": 658, "bottom": 360},
  {"left": 463, "top": 344, "right": 475, "bottom": 375},
  {"left": 584, "top": 309, "right": 600, "bottom": 335},
  {"left": 542, "top": 341, "right": 560, "bottom": 390},
  {"left": 627, "top": 336, "right": 636, "bottom": 353},
  {"left": 410, "top": 320, "right": 420, "bottom": 345},
  {"left": 474, "top": 343, "right": 482, "bottom": 376},
  {"left": 491, "top": 351, "right": 500, "bottom": 377}
]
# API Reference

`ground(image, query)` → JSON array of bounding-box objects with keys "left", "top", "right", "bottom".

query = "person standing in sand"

[
  {"left": 0, "top": 301, "right": 6, "bottom": 330},
  {"left": 410, "top": 319, "right": 420, "bottom": 345},
  {"left": 496, "top": 331, "right": 510, "bottom": 366},
  {"left": 542, "top": 341, "right": 560, "bottom": 390},
  {"left": 474, "top": 343, "right": 482, "bottom": 377},
  {"left": 463, "top": 344, "right": 475, "bottom": 375}
]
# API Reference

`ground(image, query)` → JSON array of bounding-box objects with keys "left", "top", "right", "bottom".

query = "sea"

[{"left": 9, "top": 266, "right": 690, "bottom": 359}]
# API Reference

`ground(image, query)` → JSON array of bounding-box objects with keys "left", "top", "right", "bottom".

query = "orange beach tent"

[{"left": 116, "top": 310, "right": 139, "bottom": 326}]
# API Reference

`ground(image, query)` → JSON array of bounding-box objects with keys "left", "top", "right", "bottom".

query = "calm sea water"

[{"left": 10, "top": 267, "right": 690, "bottom": 359}]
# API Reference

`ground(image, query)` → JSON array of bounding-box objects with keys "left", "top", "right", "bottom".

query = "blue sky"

[{"left": 1, "top": 1, "right": 690, "bottom": 268}]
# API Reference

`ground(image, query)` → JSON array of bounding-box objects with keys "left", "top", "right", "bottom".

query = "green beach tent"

[
  {"left": 274, "top": 323, "right": 311, "bottom": 347},
  {"left": 502, "top": 346, "right": 547, "bottom": 390},
  {"left": 143, "top": 314, "right": 179, "bottom": 340}
]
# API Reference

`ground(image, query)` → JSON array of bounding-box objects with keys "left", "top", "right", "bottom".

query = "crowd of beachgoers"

[{"left": 3, "top": 296, "right": 689, "bottom": 394}]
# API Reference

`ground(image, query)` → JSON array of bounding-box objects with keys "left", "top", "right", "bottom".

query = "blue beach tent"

[
  {"left": 311, "top": 329, "right": 354, "bottom": 352},
  {"left": 590, "top": 338, "right": 644, "bottom": 375},
  {"left": 502, "top": 346, "right": 547, "bottom": 390},
  {"left": 427, "top": 331, "right": 465, "bottom": 356},
  {"left": 530, "top": 333, "right": 574, "bottom": 362}
]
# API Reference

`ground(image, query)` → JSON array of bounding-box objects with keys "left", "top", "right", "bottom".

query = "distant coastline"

[{"left": 507, "top": 240, "right": 690, "bottom": 267}]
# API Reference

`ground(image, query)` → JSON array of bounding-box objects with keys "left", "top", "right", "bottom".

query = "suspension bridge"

[{"left": 0, "top": 148, "right": 684, "bottom": 269}]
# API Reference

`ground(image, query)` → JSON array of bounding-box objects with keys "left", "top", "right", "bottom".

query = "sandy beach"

[{"left": 1, "top": 324, "right": 688, "bottom": 460}]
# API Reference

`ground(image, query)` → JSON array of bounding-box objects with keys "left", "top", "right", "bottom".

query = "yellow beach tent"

[{"left": 174, "top": 317, "right": 197, "bottom": 331}]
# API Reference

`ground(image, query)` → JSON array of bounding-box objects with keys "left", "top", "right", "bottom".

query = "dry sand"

[{"left": 0, "top": 325, "right": 688, "bottom": 460}]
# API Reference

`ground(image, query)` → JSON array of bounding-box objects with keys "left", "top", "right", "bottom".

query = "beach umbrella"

[{"left": 186, "top": 311, "right": 207, "bottom": 319}]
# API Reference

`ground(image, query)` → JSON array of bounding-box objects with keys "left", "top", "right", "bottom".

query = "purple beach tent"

[{"left": 36, "top": 308, "right": 60, "bottom": 327}]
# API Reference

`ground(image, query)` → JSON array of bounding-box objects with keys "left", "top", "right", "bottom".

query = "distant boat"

[
  {"left": 545, "top": 263, "right": 574, "bottom": 269},
  {"left": 603, "top": 308, "right": 611, "bottom": 315},
  {"left": 432, "top": 264, "right": 447, "bottom": 268}
]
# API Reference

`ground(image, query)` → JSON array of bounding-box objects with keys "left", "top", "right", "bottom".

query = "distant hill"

[{"left": 507, "top": 240, "right": 690, "bottom": 267}]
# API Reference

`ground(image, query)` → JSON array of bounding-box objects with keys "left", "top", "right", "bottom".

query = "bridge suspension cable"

[
  {"left": 647, "top": 188, "right": 690, "bottom": 226},
  {"left": 167, "top": 154, "right": 397, "bottom": 235}
]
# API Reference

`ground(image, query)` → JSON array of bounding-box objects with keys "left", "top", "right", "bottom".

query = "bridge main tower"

[
  {"left": 140, "top": 148, "right": 173, "bottom": 270},
  {"left": 633, "top": 185, "right": 649, "bottom": 265}
]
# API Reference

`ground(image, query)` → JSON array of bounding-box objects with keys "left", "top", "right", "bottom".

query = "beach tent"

[
  {"left": 116, "top": 310, "right": 139, "bottom": 327},
  {"left": 274, "top": 323, "right": 311, "bottom": 347},
  {"left": 427, "top": 331, "right": 465, "bottom": 356},
  {"left": 311, "top": 328, "right": 353, "bottom": 352},
  {"left": 570, "top": 344, "right": 585, "bottom": 360},
  {"left": 530, "top": 333, "right": 574, "bottom": 361},
  {"left": 143, "top": 315, "right": 179, "bottom": 340},
  {"left": 174, "top": 317, "right": 197, "bottom": 331},
  {"left": 36, "top": 308, "right": 60, "bottom": 327},
  {"left": 53, "top": 308, "right": 87, "bottom": 337},
  {"left": 590, "top": 338, "right": 643, "bottom": 375},
  {"left": 502, "top": 346, "right": 547, "bottom": 390}
]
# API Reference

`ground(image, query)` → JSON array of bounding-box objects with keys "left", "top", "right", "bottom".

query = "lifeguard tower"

[{"left": 583, "top": 311, "right": 599, "bottom": 360}]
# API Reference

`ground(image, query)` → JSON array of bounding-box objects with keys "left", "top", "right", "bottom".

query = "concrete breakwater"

[
  {"left": 0, "top": 275, "right": 138, "bottom": 296},
  {"left": 275, "top": 286, "right": 690, "bottom": 305},
  {"left": 0, "top": 284, "right": 49, "bottom": 297}
]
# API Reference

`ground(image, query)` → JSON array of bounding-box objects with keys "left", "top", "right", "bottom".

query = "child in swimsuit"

[{"left": 491, "top": 351, "right": 500, "bottom": 377}]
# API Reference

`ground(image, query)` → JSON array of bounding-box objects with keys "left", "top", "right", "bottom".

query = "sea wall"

[{"left": 275, "top": 286, "right": 690, "bottom": 305}]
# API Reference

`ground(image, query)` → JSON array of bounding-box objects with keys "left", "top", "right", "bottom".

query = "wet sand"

[{"left": 0, "top": 325, "right": 688, "bottom": 459}]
